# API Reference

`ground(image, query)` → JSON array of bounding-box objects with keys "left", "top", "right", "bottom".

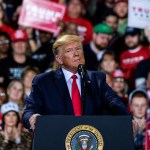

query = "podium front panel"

[{"left": 33, "top": 116, "right": 134, "bottom": 150}]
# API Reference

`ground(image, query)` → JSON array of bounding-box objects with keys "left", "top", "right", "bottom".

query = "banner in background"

[
  {"left": 18, "top": 0, "right": 66, "bottom": 33},
  {"left": 128, "top": 0, "right": 150, "bottom": 29}
]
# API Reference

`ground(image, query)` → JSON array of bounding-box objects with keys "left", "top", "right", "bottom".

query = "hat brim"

[
  {"left": 129, "top": 89, "right": 147, "bottom": 103},
  {"left": 2, "top": 110, "right": 19, "bottom": 115},
  {"left": 12, "top": 39, "right": 27, "bottom": 42}
]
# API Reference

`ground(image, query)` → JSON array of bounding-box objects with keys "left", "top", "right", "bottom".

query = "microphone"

[
  {"left": 78, "top": 64, "right": 86, "bottom": 79},
  {"left": 78, "top": 64, "right": 89, "bottom": 116},
  {"left": 78, "top": 64, "right": 91, "bottom": 84}
]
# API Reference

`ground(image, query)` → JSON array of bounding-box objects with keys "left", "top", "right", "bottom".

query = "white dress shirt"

[{"left": 62, "top": 68, "right": 81, "bottom": 98}]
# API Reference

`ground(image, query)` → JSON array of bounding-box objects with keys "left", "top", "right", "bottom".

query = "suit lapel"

[{"left": 54, "top": 69, "right": 74, "bottom": 115}]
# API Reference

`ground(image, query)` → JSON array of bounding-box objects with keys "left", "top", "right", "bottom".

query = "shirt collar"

[
  {"left": 62, "top": 68, "right": 80, "bottom": 82},
  {"left": 129, "top": 46, "right": 141, "bottom": 53}
]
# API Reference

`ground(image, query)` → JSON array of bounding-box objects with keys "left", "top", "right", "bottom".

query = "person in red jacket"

[
  {"left": 120, "top": 27, "right": 150, "bottom": 89},
  {"left": 63, "top": 0, "right": 93, "bottom": 44}
]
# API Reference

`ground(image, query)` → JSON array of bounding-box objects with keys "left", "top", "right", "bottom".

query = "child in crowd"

[
  {"left": 112, "top": 69, "right": 128, "bottom": 106},
  {"left": 99, "top": 50, "right": 118, "bottom": 87},
  {"left": 129, "top": 88, "right": 148, "bottom": 150},
  {"left": 21, "top": 66, "right": 39, "bottom": 98}
]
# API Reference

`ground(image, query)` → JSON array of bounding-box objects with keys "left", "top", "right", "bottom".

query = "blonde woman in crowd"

[{"left": 6, "top": 80, "right": 24, "bottom": 117}]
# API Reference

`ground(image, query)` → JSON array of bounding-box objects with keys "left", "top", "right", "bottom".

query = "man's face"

[
  {"left": 125, "top": 34, "right": 140, "bottom": 49},
  {"left": 56, "top": 42, "right": 85, "bottom": 73},
  {"left": 67, "top": 0, "right": 83, "bottom": 17},
  {"left": 130, "top": 97, "right": 148, "bottom": 119},
  {"left": 93, "top": 33, "right": 110, "bottom": 50},
  {"left": 0, "top": 35, "right": 9, "bottom": 54},
  {"left": 114, "top": 2, "right": 128, "bottom": 18},
  {"left": 12, "top": 41, "right": 27, "bottom": 55},
  {"left": 39, "top": 31, "right": 53, "bottom": 44},
  {"left": 105, "top": 16, "right": 118, "bottom": 33}
]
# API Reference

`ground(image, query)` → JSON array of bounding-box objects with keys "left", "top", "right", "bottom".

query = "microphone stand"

[
  {"left": 82, "top": 76, "right": 87, "bottom": 116},
  {"left": 78, "top": 65, "right": 89, "bottom": 116}
]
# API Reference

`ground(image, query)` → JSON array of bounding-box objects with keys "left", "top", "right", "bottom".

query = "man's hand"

[{"left": 29, "top": 114, "right": 41, "bottom": 130}]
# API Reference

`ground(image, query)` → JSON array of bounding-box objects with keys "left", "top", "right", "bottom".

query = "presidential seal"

[{"left": 65, "top": 125, "right": 104, "bottom": 150}]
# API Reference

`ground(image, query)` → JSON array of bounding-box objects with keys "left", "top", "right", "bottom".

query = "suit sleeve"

[
  {"left": 22, "top": 76, "right": 44, "bottom": 129},
  {"left": 100, "top": 73, "right": 129, "bottom": 115}
]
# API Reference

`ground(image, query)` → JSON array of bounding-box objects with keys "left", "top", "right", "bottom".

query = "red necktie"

[{"left": 71, "top": 75, "right": 82, "bottom": 116}]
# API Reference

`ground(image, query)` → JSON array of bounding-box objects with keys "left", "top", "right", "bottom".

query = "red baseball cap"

[
  {"left": 112, "top": 69, "right": 125, "bottom": 78},
  {"left": 11, "top": 29, "right": 28, "bottom": 42},
  {"left": 115, "top": 0, "right": 128, "bottom": 4}
]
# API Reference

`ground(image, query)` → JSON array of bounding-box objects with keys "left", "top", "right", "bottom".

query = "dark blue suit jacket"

[{"left": 22, "top": 69, "right": 129, "bottom": 129}]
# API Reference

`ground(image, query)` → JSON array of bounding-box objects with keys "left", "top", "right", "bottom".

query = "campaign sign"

[
  {"left": 18, "top": 0, "right": 66, "bottom": 33},
  {"left": 128, "top": 0, "right": 150, "bottom": 29}
]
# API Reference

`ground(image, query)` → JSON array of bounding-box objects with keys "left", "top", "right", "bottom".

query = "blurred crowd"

[{"left": 0, "top": 0, "right": 150, "bottom": 149}]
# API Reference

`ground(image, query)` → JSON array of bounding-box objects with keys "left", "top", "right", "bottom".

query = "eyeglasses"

[{"left": 0, "top": 40, "right": 10, "bottom": 45}]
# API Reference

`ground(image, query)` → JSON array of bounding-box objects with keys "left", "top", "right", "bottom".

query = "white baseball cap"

[
  {"left": 129, "top": 88, "right": 147, "bottom": 103},
  {"left": 1, "top": 102, "right": 19, "bottom": 115}
]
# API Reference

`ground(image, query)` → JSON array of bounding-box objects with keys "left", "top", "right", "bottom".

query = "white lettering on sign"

[
  {"left": 25, "top": 4, "right": 62, "bottom": 22},
  {"left": 52, "top": 12, "right": 62, "bottom": 22},
  {"left": 45, "top": 11, "right": 54, "bottom": 21}
]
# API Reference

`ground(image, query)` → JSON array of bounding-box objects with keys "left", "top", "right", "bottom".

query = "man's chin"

[
  {"left": 136, "top": 115, "right": 145, "bottom": 119},
  {"left": 75, "top": 63, "right": 83, "bottom": 68},
  {"left": 95, "top": 45, "right": 106, "bottom": 50},
  {"left": 127, "top": 44, "right": 139, "bottom": 49},
  {"left": 75, "top": 60, "right": 85, "bottom": 66}
]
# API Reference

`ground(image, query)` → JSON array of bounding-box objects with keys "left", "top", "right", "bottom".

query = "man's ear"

[
  {"left": 129, "top": 105, "right": 132, "bottom": 113},
  {"left": 93, "top": 33, "right": 96, "bottom": 40},
  {"left": 55, "top": 55, "right": 63, "bottom": 65}
]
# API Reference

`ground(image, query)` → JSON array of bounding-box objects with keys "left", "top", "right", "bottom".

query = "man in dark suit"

[{"left": 22, "top": 35, "right": 129, "bottom": 130}]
